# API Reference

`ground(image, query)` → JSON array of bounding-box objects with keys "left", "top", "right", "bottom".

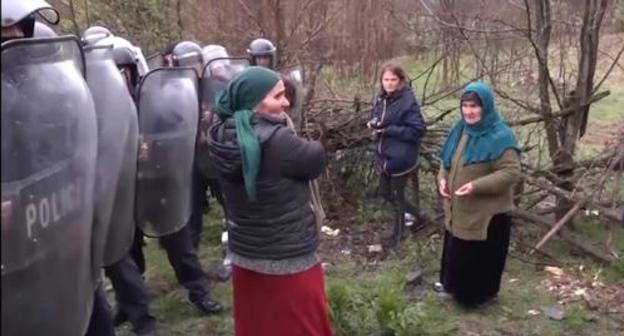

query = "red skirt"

[{"left": 232, "top": 263, "right": 333, "bottom": 336}]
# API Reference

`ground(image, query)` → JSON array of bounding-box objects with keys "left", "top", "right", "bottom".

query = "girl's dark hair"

[
  {"left": 281, "top": 74, "right": 298, "bottom": 108},
  {"left": 379, "top": 63, "right": 408, "bottom": 91}
]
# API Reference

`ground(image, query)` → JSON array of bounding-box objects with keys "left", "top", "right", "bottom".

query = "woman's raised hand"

[{"left": 439, "top": 178, "right": 450, "bottom": 198}]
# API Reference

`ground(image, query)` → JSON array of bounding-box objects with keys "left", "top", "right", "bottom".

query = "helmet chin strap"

[{"left": 20, "top": 16, "right": 36, "bottom": 38}]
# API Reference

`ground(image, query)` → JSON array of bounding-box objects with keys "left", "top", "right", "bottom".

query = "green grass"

[
  {"left": 114, "top": 205, "right": 233, "bottom": 336},
  {"left": 110, "top": 208, "right": 623, "bottom": 335},
  {"left": 591, "top": 85, "right": 624, "bottom": 122}
]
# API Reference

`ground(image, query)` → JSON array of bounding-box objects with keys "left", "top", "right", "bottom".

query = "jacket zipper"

[{"left": 377, "top": 98, "right": 387, "bottom": 169}]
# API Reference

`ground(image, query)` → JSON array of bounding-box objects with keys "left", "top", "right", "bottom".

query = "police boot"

[{"left": 193, "top": 297, "right": 224, "bottom": 316}]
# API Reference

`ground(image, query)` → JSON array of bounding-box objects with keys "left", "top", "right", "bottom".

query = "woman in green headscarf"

[
  {"left": 207, "top": 66, "right": 332, "bottom": 335},
  {"left": 435, "top": 81, "right": 521, "bottom": 307}
]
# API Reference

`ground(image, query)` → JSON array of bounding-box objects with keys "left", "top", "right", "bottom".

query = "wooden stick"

[
  {"left": 512, "top": 209, "right": 615, "bottom": 263},
  {"left": 534, "top": 200, "right": 586, "bottom": 251}
]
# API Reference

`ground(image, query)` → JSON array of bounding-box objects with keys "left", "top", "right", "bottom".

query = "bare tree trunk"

[
  {"left": 176, "top": 0, "right": 184, "bottom": 37},
  {"left": 564, "top": 0, "right": 609, "bottom": 149},
  {"left": 272, "top": 0, "right": 287, "bottom": 66},
  {"left": 554, "top": 0, "right": 610, "bottom": 222},
  {"left": 68, "top": 0, "right": 82, "bottom": 36},
  {"left": 529, "top": 0, "right": 560, "bottom": 160},
  {"left": 85, "top": 0, "right": 91, "bottom": 27}
]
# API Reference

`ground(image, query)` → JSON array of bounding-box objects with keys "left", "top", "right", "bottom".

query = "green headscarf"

[
  {"left": 214, "top": 66, "right": 280, "bottom": 199},
  {"left": 439, "top": 82, "right": 519, "bottom": 170}
]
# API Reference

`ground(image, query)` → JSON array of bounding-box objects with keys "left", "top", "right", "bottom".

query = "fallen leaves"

[{"left": 538, "top": 265, "right": 624, "bottom": 319}]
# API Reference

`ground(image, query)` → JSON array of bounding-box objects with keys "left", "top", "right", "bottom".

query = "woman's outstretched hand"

[{"left": 454, "top": 182, "right": 474, "bottom": 196}]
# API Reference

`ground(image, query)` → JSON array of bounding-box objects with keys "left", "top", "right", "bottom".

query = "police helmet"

[
  {"left": 247, "top": 38, "right": 276, "bottom": 68},
  {"left": 172, "top": 41, "right": 203, "bottom": 67},
  {"left": 247, "top": 38, "right": 276, "bottom": 57},
  {"left": 202, "top": 44, "right": 229, "bottom": 65},
  {"left": 82, "top": 26, "right": 113, "bottom": 46},
  {"left": 1, "top": 0, "right": 59, "bottom": 40},
  {"left": 96, "top": 36, "right": 148, "bottom": 77},
  {"left": 1, "top": 0, "right": 59, "bottom": 28}
]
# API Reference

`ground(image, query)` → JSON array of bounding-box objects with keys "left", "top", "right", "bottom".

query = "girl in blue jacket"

[{"left": 368, "top": 63, "right": 426, "bottom": 247}]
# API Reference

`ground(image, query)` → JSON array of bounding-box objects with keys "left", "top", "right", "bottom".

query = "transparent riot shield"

[
  {"left": 1, "top": 36, "right": 98, "bottom": 336},
  {"left": 84, "top": 45, "right": 138, "bottom": 271},
  {"left": 135, "top": 67, "right": 199, "bottom": 237}
]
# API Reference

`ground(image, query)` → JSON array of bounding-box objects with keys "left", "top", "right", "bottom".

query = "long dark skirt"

[{"left": 440, "top": 213, "right": 512, "bottom": 306}]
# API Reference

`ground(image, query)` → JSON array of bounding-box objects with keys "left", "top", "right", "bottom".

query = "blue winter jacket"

[{"left": 369, "top": 86, "right": 426, "bottom": 175}]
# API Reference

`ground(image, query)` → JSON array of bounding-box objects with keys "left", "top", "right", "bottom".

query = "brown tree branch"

[
  {"left": 507, "top": 90, "right": 610, "bottom": 126},
  {"left": 513, "top": 208, "right": 615, "bottom": 263},
  {"left": 534, "top": 200, "right": 586, "bottom": 250}
]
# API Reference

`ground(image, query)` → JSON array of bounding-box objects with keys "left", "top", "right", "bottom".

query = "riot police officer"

[
  {"left": 165, "top": 41, "right": 210, "bottom": 251},
  {"left": 134, "top": 40, "right": 224, "bottom": 316},
  {"left": 192, "top": 44, "right": 230, "bottom": 252},
  {"left": 2, "top": 1, "right": 99, "bottom": 336},
  {"left": 164, "top": 40, "right": 203, "bottom": 73},
  {"left": 84, "top": 32, "right": 159, "bottom": 336},
  {"left": 82, "top": 27, "right": 147, "bottom": 336},
  {"left": 247, "top": 37, "right": 276, "bottom": 69},
  {"left": 195, "top": 44, "right": 236, "bottom": 280}
]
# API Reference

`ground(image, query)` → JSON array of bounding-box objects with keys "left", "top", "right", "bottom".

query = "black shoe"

[
  {"left": 193, "top": 297, "right": 224, "bottom": 315},
  {"left": 112, "top": 308, "right": 128, "bottom": 327}
]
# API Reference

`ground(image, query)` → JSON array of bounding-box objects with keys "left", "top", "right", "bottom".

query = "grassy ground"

[{"left": 112, "top": 205, "right": 623, "bottom": 336}]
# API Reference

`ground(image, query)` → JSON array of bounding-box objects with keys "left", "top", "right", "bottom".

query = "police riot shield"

[
  {"left": 197, "top": 57, "right": 250, "bottom": 179},
  {"left": 1, "top": 36, "right": 97, "bottom": 336},
  {"left": 278, "top": 64, "right": 305, "bottom": 86},
  {"left": 135, "top": 67, "right": 199, "bottom": 237},
  {"left": 146, "top": 52, "right": 163, "bottom": 70},
  {"left": 84, "top": 45, "right": 138, "bottom": 271},
  {"left": 277, "top": 64, "right": 306, "bottom": 129}
]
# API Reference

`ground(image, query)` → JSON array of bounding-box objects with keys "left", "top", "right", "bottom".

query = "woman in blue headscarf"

[{"left": 436, "top": 82, "right": 521, "bottom": 306}]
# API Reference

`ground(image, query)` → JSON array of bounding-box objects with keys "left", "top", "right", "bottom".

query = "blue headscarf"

[{"left": 439, "top": 82, "right": 519, "bottom": 170}]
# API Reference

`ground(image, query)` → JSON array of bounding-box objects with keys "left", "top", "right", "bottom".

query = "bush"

[{"left": 327, "top": 273, "right": 451, "bottom": 336}]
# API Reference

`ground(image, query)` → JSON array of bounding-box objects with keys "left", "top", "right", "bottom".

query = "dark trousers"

[
  {"left": 159, "top": 225, "right": 211, "bottom": 303},
  {"left": 105, "top": 255, "right": 157, "bottom": 334},
  {"left": 379, "top": 173, "right": 418, "bottom": 229},
  {"left": 130, "top": 228, "right": 146, "bottom": 275},
  {"left": 85, "top": 283, "right": 115, "bottom": 336},
  {"left": 189, "top": 166, "right": 210, "bottom": 250}
]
